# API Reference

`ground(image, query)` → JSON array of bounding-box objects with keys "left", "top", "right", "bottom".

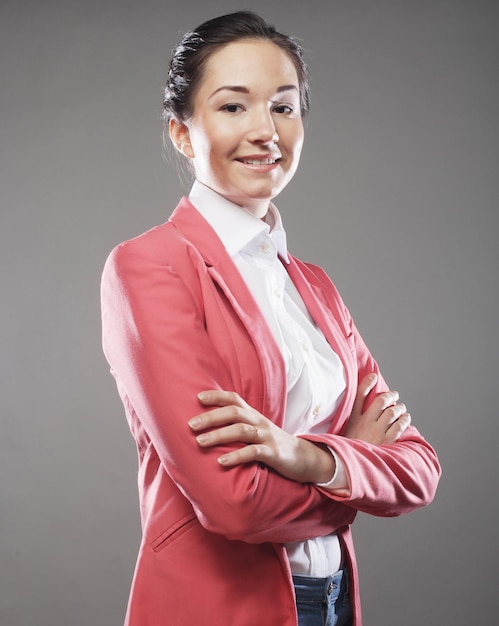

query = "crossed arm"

[
  {"left": 189, "top": 373, "right": 412, "bottom": 487},
  {"left": 102, "top": 240, "right": 440, "bottom": 543}
]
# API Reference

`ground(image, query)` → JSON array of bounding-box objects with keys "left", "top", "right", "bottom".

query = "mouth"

[
  {"left": 237, "top": 155, "right": 281, "bottom": 166},
  {"left": 239, "top": 158, "right": 279, "bottom": 165}
]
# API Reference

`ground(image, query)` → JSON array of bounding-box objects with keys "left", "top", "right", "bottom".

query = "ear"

[{"left": 169, "top": 118, "right": 195, "bottom": 159}]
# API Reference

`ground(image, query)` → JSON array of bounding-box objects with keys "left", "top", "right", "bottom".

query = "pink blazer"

[{"left": 101, "top": 198, "right": 440, "bottom": 626}]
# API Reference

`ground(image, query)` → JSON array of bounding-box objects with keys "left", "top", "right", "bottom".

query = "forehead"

[{"left": 200, "top": 39, "right": 300, "bottom": 92}]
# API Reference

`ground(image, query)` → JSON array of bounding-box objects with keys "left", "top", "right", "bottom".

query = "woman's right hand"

[{"left": 342, "top": 374, "right": 411, "bottom": 445}]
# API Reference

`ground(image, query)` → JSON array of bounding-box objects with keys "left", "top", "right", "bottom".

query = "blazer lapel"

[
  {"left": 169, "top": 198, "right": 287, "bottom": 425},
  {"left": 284, "top": 255, "right": 357, "bottom": 427}
]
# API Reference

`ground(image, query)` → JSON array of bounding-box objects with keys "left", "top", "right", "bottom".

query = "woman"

[{"left": 101, "top": 11, "right": 440, "bottom": 626}]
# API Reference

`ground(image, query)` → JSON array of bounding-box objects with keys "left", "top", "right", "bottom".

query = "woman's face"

[{"left": 170, "top": 39, "right": 304, "bottom": 217}]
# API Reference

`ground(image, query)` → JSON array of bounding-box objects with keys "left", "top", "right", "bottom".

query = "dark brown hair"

[{"left": 163, "top": 11, "right": 310, "bottom": 123}]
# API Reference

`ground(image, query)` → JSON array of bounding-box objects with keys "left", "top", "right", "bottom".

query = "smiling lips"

[{"left": 237, "top": 154, "right": 281, "bottom": 166}]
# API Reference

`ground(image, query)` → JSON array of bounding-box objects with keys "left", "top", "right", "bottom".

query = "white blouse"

[{"left": 189, "top": 180, "right": 348, "bottom": 576}]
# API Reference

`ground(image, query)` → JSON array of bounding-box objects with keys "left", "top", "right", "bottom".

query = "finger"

[
  {"left": 378, "top": 403, "right": 407, "bottom": 428},
  {"left": 197, "top": 389, "right": 247, "bottom": 408},
  {"left": 370, "top": 390, "right": 400, "bottom": 417},
  {"left": 385, "top": 412, "right": 411, "bottom": 442},
  {"left": 195, "top": 423, "right": 260, "bottom": 447},
  {"left": 356, "top": 389, "right": 399, "bottom": 425},
  {"left": 351, "top": 373, "right": 378, "bottom": 418},
  {"left": 218, "top": 442, "right": 267, "bottom": 467},
  {"left": 188, "top": 405, "right": 250, "bottom": 431}
]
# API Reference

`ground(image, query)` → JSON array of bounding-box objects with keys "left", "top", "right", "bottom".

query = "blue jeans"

[{"left": 293, "top": 569, "right": 353, "bottom": 626}]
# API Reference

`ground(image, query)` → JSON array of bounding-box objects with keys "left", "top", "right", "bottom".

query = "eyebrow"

[{"left": 209, "top": 84, "right": 299, "bottom": 98}]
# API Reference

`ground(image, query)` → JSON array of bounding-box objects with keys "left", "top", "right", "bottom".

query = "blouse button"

[{"left": 259, "top": 243, "right": 271, "bottom": 254}]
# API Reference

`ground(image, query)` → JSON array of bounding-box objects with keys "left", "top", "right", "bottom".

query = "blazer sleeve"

[
  {"left": 101, "top": 236, "right": 356, "bottom": 544},
  {"left": 299, "top": 262, "right": 441, "bottom": 517}
]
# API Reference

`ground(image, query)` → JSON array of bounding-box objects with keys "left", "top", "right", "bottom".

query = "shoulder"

[
  {"left": 103, "top": 214, "right": 207, "bottom": 284},
  {"left": 105, "top": 220, "right": 181, "bottom": 269},
  {"left": 101, "top": 200, "right": 224, "bottom": 315}
]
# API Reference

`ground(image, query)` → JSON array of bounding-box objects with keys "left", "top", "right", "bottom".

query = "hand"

[
  {"left": 343, "top": 374, "right": 411, "bottom": 445},
  {"left": 189, "top": 390, "right": 336, "bottom": 484}
]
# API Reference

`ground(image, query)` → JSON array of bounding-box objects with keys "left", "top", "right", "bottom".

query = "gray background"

[{"left": 1, "top": 0, "right": 497, "bottom": 624}]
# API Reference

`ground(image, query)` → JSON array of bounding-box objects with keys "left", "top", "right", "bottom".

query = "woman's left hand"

[{"left": 189, "top": 390, "right": 336, "bottom": 484}]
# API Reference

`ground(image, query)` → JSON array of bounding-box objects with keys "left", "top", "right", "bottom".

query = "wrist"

[{"left": 301, "top": 441, "right": 336, "bottom": 483}]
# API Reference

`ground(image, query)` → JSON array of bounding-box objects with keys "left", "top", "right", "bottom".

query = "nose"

[{"left": 247, "top": 107, "right": 279, "bottom": 144}]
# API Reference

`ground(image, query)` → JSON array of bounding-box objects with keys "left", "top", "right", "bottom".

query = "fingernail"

[
  {"left": 196, "top": 434, "right": 209, "bottom": 444},
  {"left": 188, "top": 417, "right": 201, "bottom": 429},
  {"left": 366, "top": 374, "right": 377, "bottom": 389},
  {"left": 197, "top": 391, "right": 209, "bottom": 402},
  {"left": 218, "top": 455, "right": 229, "bottom": 465}
]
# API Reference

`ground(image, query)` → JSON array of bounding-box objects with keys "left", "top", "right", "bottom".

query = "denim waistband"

[{"left": 292, "top": 569, "right": 348, "bottom": 603}]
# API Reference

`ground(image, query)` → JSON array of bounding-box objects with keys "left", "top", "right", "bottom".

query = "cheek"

[
  {"left": 286, "top": 133, "right": 304, "bottom": 168},
  {"left": 196, "top": 132, "right": 231, "bottom": 165},
  {"left": 294, "top": 124, "right": 305, "bottom": 152},
  {"left": 282, "top": 122, "right": 304, "bottom": 154},
  {"left": 187, "top": 117, "right": 216, "bottom": 157},
  {"left": 294, "top": 139, "right": 305, "bottom": 167}
]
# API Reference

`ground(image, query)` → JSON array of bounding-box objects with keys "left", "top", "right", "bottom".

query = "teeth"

[{"left": 241, "top": 158, "right": 277, "bottom": 165}]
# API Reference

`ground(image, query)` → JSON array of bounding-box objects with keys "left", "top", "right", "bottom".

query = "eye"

[
  {"left": 220, "top": 103, "right": 244, "bottom": 113},
  {"left": 272, "top": 104, "right": 294, "bottom": 115}
]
